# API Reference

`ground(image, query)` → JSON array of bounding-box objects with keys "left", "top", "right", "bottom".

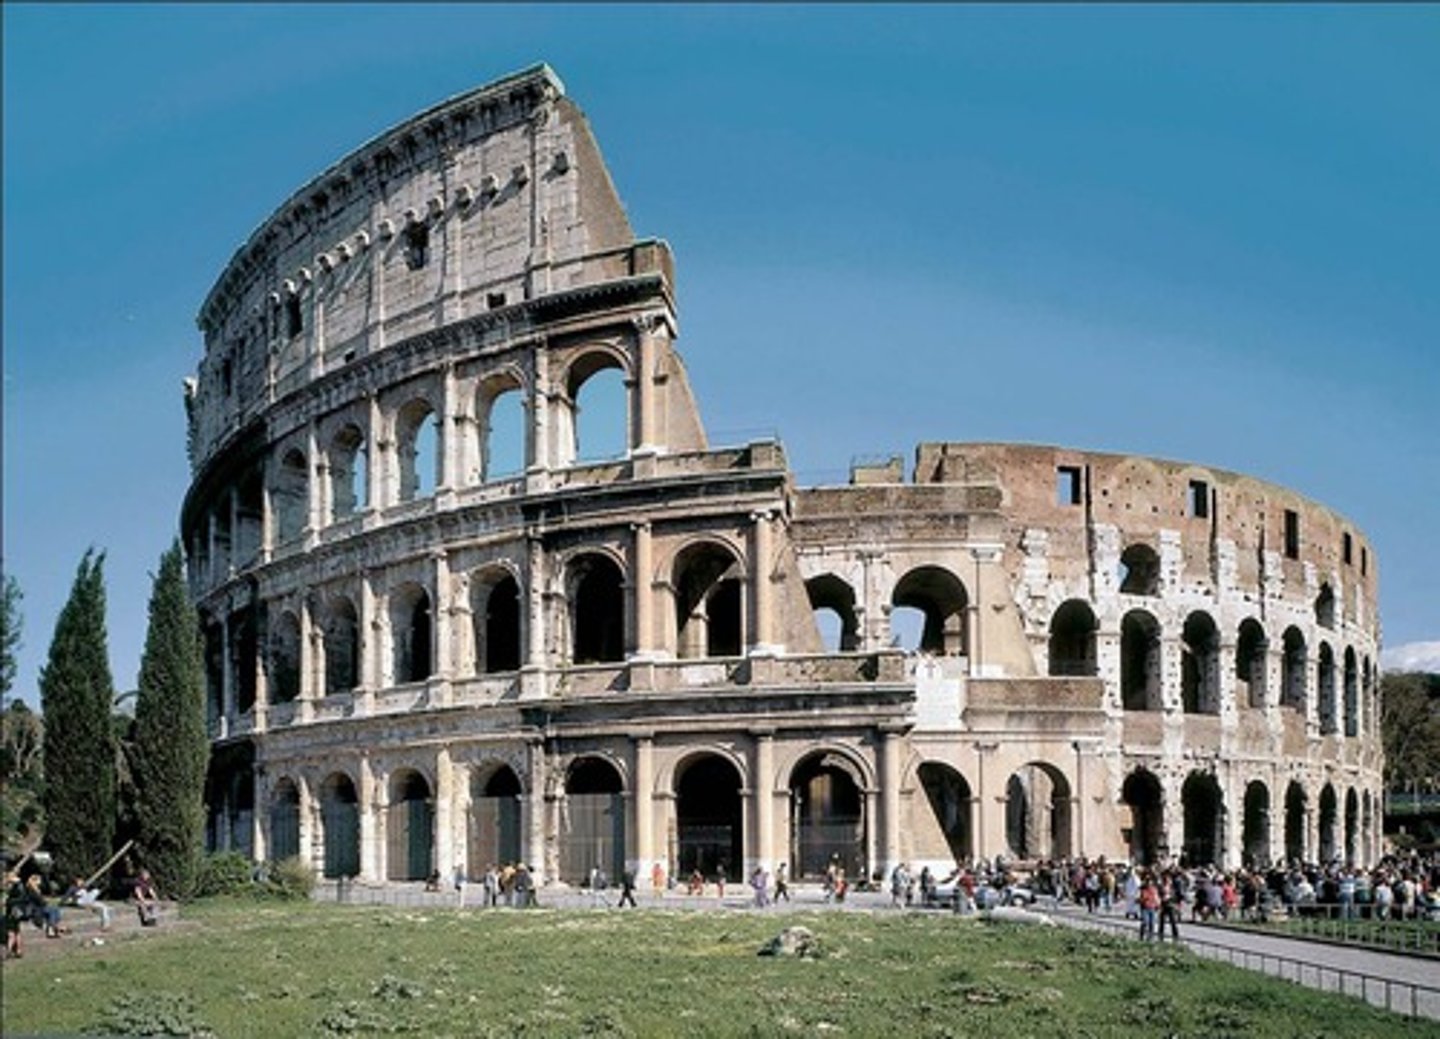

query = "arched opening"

[
  {"left": 329, "top": 424, "right": 367, "bottom": 520},
  {"left": 468, "top": 765, "right": 522, "bottom": 873},
  {"left": 891, "top": 566, "right": 967, "bottom": 655},
  {"left": 1318, "top": 783, "right": 1338, "bottom": 863},
  {"left": 477, "top": 377, "right": 526, "bottom": 482},
  {"left": 386, "top": 770, "right": 434, "bottom": 881},
  {"left": 569, "top": 554, "right": 624, "bottom": 664},
  {"left": 1362, "top": 792, "right": 1374, "bottom": 865},
  {"left": 1122, "top": 769, "right": 1163, "bottom": 866},
  {"left": 1181, "top": 611, "right": 1220, "bottom": 714},
  {"left": 1121, "top": 610, "right": 1162, "bottom": 711},
  {"left": 567, "top": 354, "right": 628, "bottom": 464},
  {"left": 674, "top": 542, "right": 744, "bottom": 659},
  {"left": 1343, "top": 647, "right": 1359, "bottom": 737},
  {"left": 472, "top": 571, "right": 521, "bottom": 674},
  {"left": 560, "top": 757, "right": 625, "bottom": 885},
  {"left": 675, "top": 755, "right": 743, "bottom": 882},
  {"left": 274, "top": 448, "right": 309, "bottom": 544},
  {"left": 1284, "top": 782, "right": 1307, "bottom": 864},
  {"left": 1318, "top": 642, "right": 1337, "bottom": 734},
  {"left": 1281, "top": 627, "right": 1307, "bottom": 710},
  {"left": 1315, "top": 583, "right": 1336, "bottom": 630},
  {"left": 805, "top": 574, "right": 860, "bottom": 652},
  {"left": 1363, "top": 656, "right": 1376, "bottom": 736},
  {"left": 236, "top": 471, "right": 264, "bottom": 566},
  {"left": 1242, "top": 780, "right": 1270, "bottom": 868},
  {"left": 390, "top": 583, "right": 433, "bottom": 684},
  {"left": 790, "top": 752, "right": 865, "bottom": 880},
  {"left": 269, "top": 779, "right": 301, "bottom": 861},
  {"left": 229, "top": 606, "right": 258, "bottom": 713},
  {"left": 320, "top": 773, "right": 360, "bottom": 879},
  {"left": 1118, "top": 544, "right": 1160, "bottom": 596},
  {"left": 1004, "top": 763, "right": 1071, "bottom": 860},
  {"left": 203, "top": 621, "right": 224, "bottom": 726},
  {"left": 1236, "top": 619, "right": 1267, "bottom": 709},
  {"left": 267, "top": 610, "right": 302, "bottom": 704},
  {"left": 323, "top": 596, "right": 360, "bottom": 695},
  {"left": 396, "top": 399, "right": 439, "bottom": 502},
  {"left": 1181, "top": 771, "right": 1224, "bottom": 867},
  {"left": 917, "top": 763, "right": 973, "bottom": 863},
  {"left": 1048, "top": 600, "right": 1097, "bottom": 676},
  {"left": 1344, "top": 787, "right": 1359, "bottom": 867}
]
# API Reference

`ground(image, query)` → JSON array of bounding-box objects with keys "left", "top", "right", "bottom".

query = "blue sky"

[{"left": 4, "top": 5, "right": 1437, "bottom": 703}]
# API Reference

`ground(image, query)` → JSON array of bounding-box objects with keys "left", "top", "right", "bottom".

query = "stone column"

[
  {"left": 863, "top": 787, "right": 879, "bottom": 882},
  {"left": 435, "top": 746, "right": 454, "bottom": 878},
  {"left": 631, "top": 522, "right": 654, "bottom": 658},
  {"left": 527, "top": 346, "right": 551, "bottom": 475},
  {"left": 298, "top": 595, "right": 316, "bottom": 723},
  {"left": 220, "top": 612, "right": 235, "bottom": 732},
  {"left": 252, "top": 772, "right": 269, "bottom": 864},
  {"left": 359, "top": 754, "right": 379, "bottom": 882},
  {"left": 973, "top": 742, "right": 995, "bottom": 861},
  {"left": 521, "top": 536, "right": 547, "bottom": 700},
  {"left": 753, "top": 731, "right": 775, "bottom": 870},
  {"left": 879, "top": 727, "right": 903, "bottom": 876},
  {"left": 632, "top": 735, "right": 654, "bottom": 877},
  {"left": 525, "top": 740, "right": 547, "bottom": 882},
  {"left": 438, "top": 363, "right": 458, "bottom": 498},
  {"left": 632, "top": 316, "right": 660, "bottom": 453},
  {"left": 749, "top": 511, "right": 776, "bottom": 654},
  {"left": 432, "top": 550, "right": 452, "bottom": 684},
  {"left": 366, "top": 394, "right": 385, "bottom": 513},
  {"left": 306, "top": 420, "right": 322, "bottom": 544}
]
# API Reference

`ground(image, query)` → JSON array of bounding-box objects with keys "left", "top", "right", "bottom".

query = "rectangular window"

[
  {"left": 1283, "top": 509, "right": 1300, "bottom": 559},
  {"left": 1361, "top": 546, "right": 1368, "bottom": 576},
  {"left": 285, "top": 296, "right": 303, "bottom": 338},
  {"left": 1056, "top": 466, "right": 1082, "bottom": 507},
  {"left": 487, "top": 291, "right": 507, "bottom": 309},
  {"left": 221, "top": 356, "right": 234, "bottom": 397},
  {"left": 1342, "top": 532, "right": 1353, "bottom": 565},
  {"left": 404, "top": 224, "right": 429, "bottom": 270},
  {"left": 1187, "top": 479, "right": 1210, "bottom": 519}
]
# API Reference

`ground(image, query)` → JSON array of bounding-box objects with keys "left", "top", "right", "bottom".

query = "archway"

[
  {"left": 1048, "top": 600, "right": 1097, "bottom": 676},
  {"left": 1344, "top": 787, "right": 1359, "bottom": 867},
  {"left": 1318, "top": 783, "right": 1338, "bottom": 864},
  {"left": 390, "top": 583, "right": 432, "bottom": 684},
  {"left": 1118, "top": 544, "right": 1160, "bottom": 596},
  {"left": 806, "top": 574, "right": 860, "bottom": 652},
  {"left": 1236, "top": 619, "right": 1267, "bottom": 709},
  {"left": 268, "top": 610, "right": 301, "bottom": 704},
  {"left": 1121, "top": 610, "right": 1162, "bottom": 710},
  {"left": 1318, "top": 643, "right": 1337, "bottom": 734},
  {"left": 320, "top": 773, "right": 360, "bottom": 879},
  {"left": 1343, "top": 648, "right": 1359, "bottom": 737},
  {"left": 472, "top": 571, "right": 521, "bottom": 674},
  {"left": 274, "top": 448, "right": 309, "bottom": 544},
  {"left": 1122, "top": 768, "right": 1163, "bottom": 865},
  {"left": 569, "top": 555, "right": 624, "bottom": 664},
  {"left": 1281, "top": 628, "right": 1307, "bottom": 710},
  {"left": 269, "top": 779, "right": 301, "bottom": 861},
  {"left": 891, "top": 566, "right": 967, "bottom": 655},
  {"left": 1283, "top": 781, "right": 1307, "bottom": 864},
  {"left": 469, "top": 765, "right": 522, "bottom": 873},
  {"left": 673, "top": 543, "right": 744, "bottom": 659},
  {"left": 675, "top": 755, "right": 743, "bottom": 882},
  {"left": 1004, "top": 763, "right": 1071, "bottom": 860},
  {"left": 1181, "top": 771, "right": 1224, "bottom": 867},
  {"left": 1242, "top": 780, "right": 1270, "bottom": 868},
  {"left": 323, "top": 596, "right": 360, "bottom": 695},
  {"left": 566, "top": 354, "right": 628, "bottom": 464},
  {"left": 396, "top": 399, "right": 439, "bottom": 502},
  {"left": 560, "top": 757, "right": 625, "bottom": 884},
  {"left": 917, "top": 763, "right": 973, "bottom": 863},
  {"left": 1181, "top": 612, "right": 1220, "bottom": 714},
  {"left": 328, "top": 423, "right": 367, "bottom": 519},
  {"left": 790, "top": 752, "right": 865, "bottom": 880},
  {"left": 386, "top": 770, "right": 434, "bottom": 881}
]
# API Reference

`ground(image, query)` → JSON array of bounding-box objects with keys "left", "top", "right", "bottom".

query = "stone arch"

[
  {"left": 1318, "top": 642, "right": 1337, "bottom": 734},
  {"left": 468, "top": 763, "right": 523, "bottom": 873},
  {"left": 1122, "top": 767, "right": 1164, "bottom": 865},
  {"left": 674, "top": 753, "right": 744, "bottom": 882},
  {"left": 475, "top": 369, "right": 527, "bottom": 482},
  {"left": 471, "top": 565, "right": 522, "bottom": 674},
  {"left": 1048, "top": 599, "right": 1097, "bottom": 676},
  {"left": 564, "top": 348, "right": 630, "bottom": 465},
  {"left": 1121, "top": 609, "right": 1162, "bottom": 710},
  {"left": 1281, "top": 627, "right": 1307, "bottom": 710},
  {"left": 1236, "top": 618, "right": 1267, "bottom": 709},
  {"left": 1181, "top": 770, "right": 1224, "bottom": 867},
  {"left": 1283, "top": 780, "right": 1307, "bottom": 864},
  {"left": 1344, "top": 786, "right": 1359, "bottom": 867},
  {"left": 1004, "top": 761, "right": 1071, "bottom": 860},
  {"left": 1318, "top": 782, "right": 1339, "bottom": 863},
  {"left": 1343, "top": 647, "right": 1359, "bottom": 737},
  {"left": 673, "top": 540, "right": 744, "bottom": 659},
  {"left": 916, "top": 762, "right": 973, "bottom": 863},
  {"left": 1118, "top": 543, "right": 1160, "bottom": 596},
  {"left": 565, "top": 552, "right": 625, "bottom": 664},
  {"left": 269, "top": 777, "right": 302, "bottom": 861},
  {"left": 274, "top": 447, "right": 309, "bottom": 544},
  {"left": 267, "top": 609, "right": 302, "bottom": 704},
  {"left": 560, "top": 755, "right": 626, "bottom": 884},
  {"left": 328, "top": 422, "right": 367, "bottom": 519},
  {"left": 322, "top": 595, "right": 360, "bottom": 695},
  {"left": 1181, "top": 611, "right": 1221, "bottom": 715},
  {"left": 1315, "top": 583, "right": 1336, "bottom": 630},
  {"left": 805, "top": 573, "right": 860, "bottom": 652},
  {"left": 890, "top": 565, "right": 968, "bottom": 655},
  {"left": 386, "top": 768, "right": 434, "bottom": 881},
  {"left": 390, "top": 581, "right": 433, "bottom": 683},
  {"left": 319, "top": 771, "right": 360, "bottom": 879},
  {"left": 789, "top": 750, "right": 867, "bottom": 880},
  {"left": 395, "top": 397, "right": 439, "bottom": 502},
  {"left": 1242, "top": 779, "right": 1270, "bottom": 868}
]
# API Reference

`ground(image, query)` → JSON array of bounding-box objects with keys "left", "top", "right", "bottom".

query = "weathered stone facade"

[{"left": 182, "top": 66, "right": 1382, "bottom": 886}]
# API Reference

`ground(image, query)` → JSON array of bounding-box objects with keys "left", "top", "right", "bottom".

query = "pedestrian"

[
  {"left": 1138, "top": 875, "right": 1161, "bottom": 941},
  {"left": 453, "top": 863, "right": 466, "bottom": 908},
  {"left": 589, "top": 865, "right": 610, "bottom": 908},
  {"left": 4, "top": 871, "right": 26, "bottom": 958},
  {"left": 483, "top": 864, "right": 499, "bottom": 908},
  {"left": 1159, "top": 871, "right": 1182, "bottom": 942},
  {"left": 774, "top": 863, "right": 790, "bottom": 903},
  {"left": 617, "top": 867, "right": 637, "bottom": 908},
  {"left": 715, "top": 863, "right": 727, "bottom": 901},
  {"left": 750, "top": 866, "right": 769, "bottom": 908},
  {"left": 651, "top": 861, "right": 666, "bottom": 899}
]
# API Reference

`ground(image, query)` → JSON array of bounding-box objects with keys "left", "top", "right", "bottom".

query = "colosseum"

[{"left": 183, "top": 65, "right": 1383, "bottom": 888}]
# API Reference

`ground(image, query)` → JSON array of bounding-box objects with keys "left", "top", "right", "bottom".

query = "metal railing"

[
  {"left": 1218, "top": 908, "right": 1440, "bottom": 958},
  {"left": 1059, "top": 911, "right": 1440, "bottom": 1021}
]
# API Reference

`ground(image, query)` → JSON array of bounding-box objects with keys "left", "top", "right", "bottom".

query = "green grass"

[
  {"left": 3, "top": 901, "right": 1437, "bottom": 1038},
  {"left": 1226, "top": 915, "right": 1440, "bottom": 956}
]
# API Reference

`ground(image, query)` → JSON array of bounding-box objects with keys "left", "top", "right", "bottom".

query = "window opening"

[
  {"left": 404, "top": 222, "right": 429, "bottom": 270},
  {"left": 1283, "top": 509, "right": 1300, "bottom": 559},
  {"left": 285, "top": 295, "right": 303, "bottom": 338},
  {"left": 1187, "top": 480, "right": 1209, "bottom": 519},
  {"left": 1056, "top": 466, "right": 1082, "bottom": 506},
  {"left": 1342, "top": 532, "right": 1353, "bottom": 565}
]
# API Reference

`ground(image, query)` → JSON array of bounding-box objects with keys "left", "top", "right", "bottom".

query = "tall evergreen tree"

[
  {"left": 133, "top": 543, "right": 209, "bottom": 898},
  {"left": 39, "top": 551, "right": 117, "bottom": 879}
]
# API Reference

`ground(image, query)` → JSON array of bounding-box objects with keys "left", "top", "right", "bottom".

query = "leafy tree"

[
  {"left": 1381, "top": 671, "right": 1440, "bottom": 791},
  {"left": 132, "top": 543, "right": 209, "bottom": 898},
  {"left": 1, "top": 701, "right": 45, "bottom": 851},
  {"left": 1, "top": 574, "right": 20, "bottom": 700},
  {"left": 39, "top": 551, "right": 117, "bottom": 879}
]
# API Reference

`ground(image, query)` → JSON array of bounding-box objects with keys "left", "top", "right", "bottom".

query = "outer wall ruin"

[{"left": 182, "top": 65, "right": 1381, "bottom": 886}]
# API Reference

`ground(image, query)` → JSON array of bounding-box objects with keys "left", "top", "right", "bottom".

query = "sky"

[{"left": 4, "top": 5, "right": 1438, "bottom": 706}]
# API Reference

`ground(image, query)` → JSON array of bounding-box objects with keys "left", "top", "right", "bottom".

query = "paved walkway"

[{"left": 1050, "top": 905, "right": 1440, "bottom": 1021}]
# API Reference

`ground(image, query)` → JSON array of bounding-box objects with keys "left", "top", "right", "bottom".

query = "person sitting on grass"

[
  {"left": 25, "top": 875, "right": 63, "bottom": 938},
  {"left": 63, "top": 875, "right": 112, "bottom": 930}
]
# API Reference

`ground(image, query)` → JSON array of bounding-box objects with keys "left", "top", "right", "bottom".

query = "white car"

[{"left": 929, "top": 872, "right": 1037, "bottom": 909}]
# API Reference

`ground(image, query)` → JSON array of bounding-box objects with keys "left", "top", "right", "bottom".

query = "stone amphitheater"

[{"left": 183, "top": 65, "right": 1382, "bottom": 887}]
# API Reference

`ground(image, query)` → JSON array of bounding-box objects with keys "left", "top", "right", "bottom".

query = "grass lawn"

[
  {"left": 3, "top": 900, "right": 1437, "bottom": 1038},
  {"left": 1227, "top": 915, "right": 1440, "bottom": 957}
]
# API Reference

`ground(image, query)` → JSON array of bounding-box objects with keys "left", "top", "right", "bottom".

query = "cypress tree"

[
  {"left": 39, "top": 550, "right": 117, "bottom": 880},
  {"left": 133, "top": 542, "right": 209, "bottom": 898}
]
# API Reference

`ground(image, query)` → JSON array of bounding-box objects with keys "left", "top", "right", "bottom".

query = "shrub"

[
  {"left": 265, "top": 855, "right": 315, "bottom": 901},
  {"left": 195, "top": 852, "right": 255, "bottom": 898}
]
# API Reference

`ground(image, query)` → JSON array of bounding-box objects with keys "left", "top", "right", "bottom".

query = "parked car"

[{"left": 929, "top": 870, "right": 1036, "bottom": 909}]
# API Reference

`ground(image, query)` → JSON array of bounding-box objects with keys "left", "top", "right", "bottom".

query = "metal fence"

[{"left": 1220, "top": 910, "right": 1440, "bottom": 958}]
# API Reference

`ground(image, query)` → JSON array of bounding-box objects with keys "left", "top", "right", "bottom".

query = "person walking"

[
  {"left": 1138, "top": 875, "right": 1161, "bottom": 941},
  {"left": 1158, "top": 871, "right": 1182, "bottom": 942},
  {"left": 773, "top": 863, "right": 790, "bottom": 903},
  {"left": 617, "top": 867, "right": 637, "bottom": 908}
]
